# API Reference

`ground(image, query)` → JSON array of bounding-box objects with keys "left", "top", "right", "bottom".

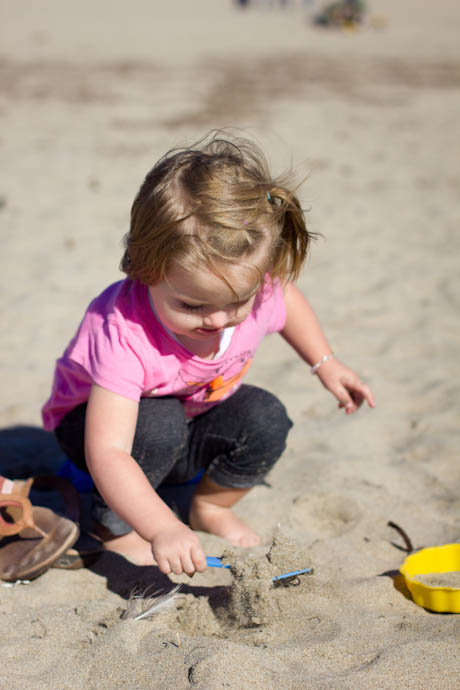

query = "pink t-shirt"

[{"left": 42, "top": 278, "right": 286, "bottom": 430}]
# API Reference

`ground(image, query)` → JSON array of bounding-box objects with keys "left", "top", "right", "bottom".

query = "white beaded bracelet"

[{"left": 311, "top": 353, "right": 335, "bottom": 375}]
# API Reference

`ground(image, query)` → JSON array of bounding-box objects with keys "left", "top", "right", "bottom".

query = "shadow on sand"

[{"left": 0, "top": 425, "right": 225, "bottom": 602}]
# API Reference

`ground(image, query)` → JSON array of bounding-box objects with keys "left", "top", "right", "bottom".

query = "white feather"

[{"left": 121, "top": 583, "right": 182, "bottom": 621}]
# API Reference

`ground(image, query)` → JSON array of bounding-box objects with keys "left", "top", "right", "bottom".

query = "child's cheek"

[{"left": 240, "top": 302, "right": 253, "bottom": 319}]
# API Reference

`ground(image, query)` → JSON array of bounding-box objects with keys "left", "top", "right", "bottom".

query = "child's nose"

[{"left": 203, "top": 310, "right": 228, "bottom": 329}]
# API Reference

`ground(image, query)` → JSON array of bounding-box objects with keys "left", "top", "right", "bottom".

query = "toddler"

[{"left": 42, "top": 133, "right": 374, "bottom": 576}]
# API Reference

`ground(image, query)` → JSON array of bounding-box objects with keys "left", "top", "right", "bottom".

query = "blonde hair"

[{"left": 121, "top": 131, "right": 314, "bottom": 287}]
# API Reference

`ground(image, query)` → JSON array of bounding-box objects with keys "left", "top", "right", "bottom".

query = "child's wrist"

[
  {"left": 145, "top": 513, "right": 184, "bottom": 544},
  {"left": 310, "top": 352, "right": 335, "bottom": 375}
]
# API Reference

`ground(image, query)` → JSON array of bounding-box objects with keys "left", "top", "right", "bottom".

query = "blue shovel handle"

[
  {"left": 272, "top": 567, "right": 313, "bottom": 581},
  {"left": 206, "top": 556, "right": 313, "bottom": 580},
  {"left": 206, "top": 556, "right": 230, "bottom": 569}
]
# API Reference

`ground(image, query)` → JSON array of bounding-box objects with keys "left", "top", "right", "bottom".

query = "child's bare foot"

[
  {"left": 189, "top": 497, "right": 260, "bottom": 547},
  {"left": 102, "top": 530, "right": 157, "bottom": 566}
]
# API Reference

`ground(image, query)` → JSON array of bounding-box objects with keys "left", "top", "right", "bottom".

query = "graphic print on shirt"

[
  {"left": 193, "top": 358, "right": 252, "bottom": 402},
  {"left": 169, "top": 351, "right": 254, "bottom": 403}
]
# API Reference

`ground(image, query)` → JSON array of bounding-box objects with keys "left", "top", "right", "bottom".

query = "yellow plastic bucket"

[{"left": 400, "top": 543, "right": 460, "bottom": 613}]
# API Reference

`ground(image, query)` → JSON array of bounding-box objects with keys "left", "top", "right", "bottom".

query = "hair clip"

[{"left": 266, "top": 191, "right": 272, "bottom": 202}]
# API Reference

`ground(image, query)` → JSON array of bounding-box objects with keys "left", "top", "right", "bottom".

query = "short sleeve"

[{"left": 71, "top": 317, "right": 146, "bottom": 402}]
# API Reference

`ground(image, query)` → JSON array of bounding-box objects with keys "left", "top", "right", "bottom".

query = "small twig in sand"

[{"left": 387, "top": 521, "right": 413, "bottom": 553}]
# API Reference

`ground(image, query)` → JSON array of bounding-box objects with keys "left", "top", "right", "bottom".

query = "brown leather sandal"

[
  {"left": 25, "top": 476, "right": 103, "bottom": 569},
  {"left": 0, "top": 475, "right": 102, "bottom": 580},
  {"left": 53, "top": 530, "right": 103, "bottom": 570},
  {"left": 0, "top": 478, "right": 80, "bottom": 581}
]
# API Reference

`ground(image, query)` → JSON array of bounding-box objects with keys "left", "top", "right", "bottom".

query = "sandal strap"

[
  {"left": 0, "top": 494, "right": 36, "bottom": 537},
  {"left": 1, "top": 475, "right": 80, "bottom": 524},
  {"left": 0, "top": 477, "right": 14, "bottom": 494},
  {"left": 0, "top": 474, "right": 81, "bottom": 547},
  {"left": 0, "top": 477, "right": 34, "bottom": 497}
]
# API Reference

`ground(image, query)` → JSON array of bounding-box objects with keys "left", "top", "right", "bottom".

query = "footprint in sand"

[{"left": 290, "top": 493, "right": 361, "bottom": 538}]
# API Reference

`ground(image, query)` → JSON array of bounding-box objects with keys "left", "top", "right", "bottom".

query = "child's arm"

[
  {"left": 280, "top": 283, "right": 375, "bottom": 414},
  {"left": 84, "top": 383, "right": 207, "bottom": 575}
]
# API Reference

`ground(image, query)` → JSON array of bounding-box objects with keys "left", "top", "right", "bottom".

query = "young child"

[{"left": 42, "top": 133, "right": 374, "bottom": 577}]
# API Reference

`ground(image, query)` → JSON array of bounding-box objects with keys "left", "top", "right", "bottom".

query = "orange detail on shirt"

[{"left": 187, "top": 359, "right": 253, "bottom": 403}]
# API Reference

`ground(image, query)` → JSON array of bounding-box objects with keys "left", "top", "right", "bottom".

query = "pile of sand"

[{"left": 165, "top": 531, "right": 313, "bottom": 638}]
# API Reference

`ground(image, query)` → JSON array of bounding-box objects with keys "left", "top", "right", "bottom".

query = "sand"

[
  {"left": 414, "top": 572, "right": 460, "bottom": 589},
  {"left": 1, "top": 0, "right": 460, "bottom": 687}
]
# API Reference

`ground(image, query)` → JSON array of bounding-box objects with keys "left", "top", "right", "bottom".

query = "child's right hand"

[{"left": 150, "top": 521, "right": 207, "bottom": 576}]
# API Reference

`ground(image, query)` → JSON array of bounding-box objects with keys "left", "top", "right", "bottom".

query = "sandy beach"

[{"left": 1, "top": 0, "right": 460, "bottom": 687}]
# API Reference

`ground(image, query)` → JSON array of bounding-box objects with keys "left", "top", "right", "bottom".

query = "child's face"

[{"left": 149, "top": 259, "right": 263, "bottom": 347}]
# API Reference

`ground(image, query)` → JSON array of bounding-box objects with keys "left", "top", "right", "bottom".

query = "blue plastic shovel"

[{"left": 205, "top": 556, "right": 312, "bottom": 581}]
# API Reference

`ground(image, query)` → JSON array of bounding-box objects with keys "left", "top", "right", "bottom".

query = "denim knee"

[
  {"left": 200, "top": 385, "right": 293, "bottom": 488},
  {"left": 237, "top": 387, "right": 292, "bottom": 453}
]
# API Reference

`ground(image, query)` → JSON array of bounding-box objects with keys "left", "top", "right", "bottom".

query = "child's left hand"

[{"left": 315, "top": 358, "right": 375, "bottom": 414}]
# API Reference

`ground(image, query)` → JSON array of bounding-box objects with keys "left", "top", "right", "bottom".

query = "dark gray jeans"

[{"left": 55, "top": 384, "right": 292, "bottom": 535}]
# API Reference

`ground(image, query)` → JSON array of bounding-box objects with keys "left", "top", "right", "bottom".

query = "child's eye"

[{"left": 180, "top": 302, "right": 203, "bottom": 312}]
